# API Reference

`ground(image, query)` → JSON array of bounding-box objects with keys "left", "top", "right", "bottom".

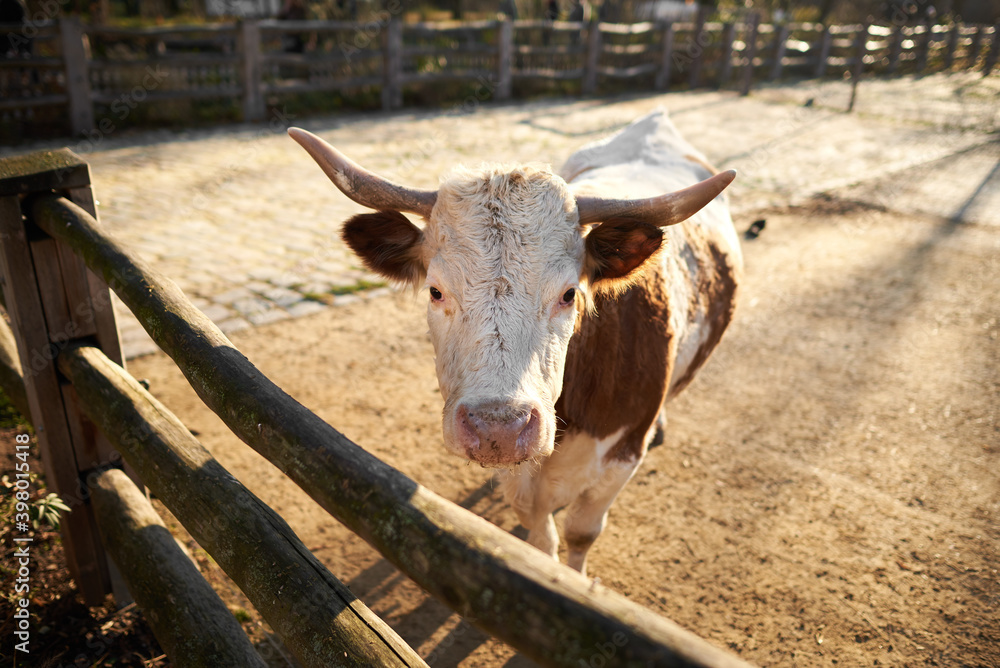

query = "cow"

[{"left": 289, "top": 109, "right": 741, "bottom": 575}]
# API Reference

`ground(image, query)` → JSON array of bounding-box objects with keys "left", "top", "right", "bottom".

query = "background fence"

[{"left": 2, "top": 15, "right": 998, "bottom": 137}]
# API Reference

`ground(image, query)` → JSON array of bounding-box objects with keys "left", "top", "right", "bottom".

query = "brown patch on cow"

[
  {"left": 341, "top": 211, "right": 425, "bottom": 287},
  {"left": 558, "top": 219, "right": 740, "bottom": 463},
  {"left": 584, "top": 219, "right": 664, "bottom": 296},
  {"left": 556, "top": 264, "right": 675, "bottom": 463},
  {"left": 683, "top": 154, "right": 721, "bottom": 176},
  {"left": 669, "top": 232, "right": 740, "bottom": 396}
]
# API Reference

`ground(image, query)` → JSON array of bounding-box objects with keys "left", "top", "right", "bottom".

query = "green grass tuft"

[{"left": 328, "top": 279, "right": 387, "bottom": 296}]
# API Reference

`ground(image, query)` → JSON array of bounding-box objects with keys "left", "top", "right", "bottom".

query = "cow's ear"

[
  {"left": 584, "top": 219, "right": 663, "bottom": 294},
  {"left": 342, "top": 211, "right": 426, "bottom": 287}
]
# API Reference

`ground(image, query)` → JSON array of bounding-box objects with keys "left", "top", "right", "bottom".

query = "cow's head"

[{"left": 290, "top": 128, "right": 733, "bottom": 467}]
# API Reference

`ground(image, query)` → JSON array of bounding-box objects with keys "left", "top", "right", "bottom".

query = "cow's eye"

[
  {"left": 560, "top": 288, "right": 576, "bottom": 305},
  {"left": 429, "top": 287, "right": 443, "bottom": 301}
]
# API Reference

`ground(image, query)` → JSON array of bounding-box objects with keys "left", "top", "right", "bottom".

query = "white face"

[{"left": 422, "top": 165, "right": 585, "bottom": 467}]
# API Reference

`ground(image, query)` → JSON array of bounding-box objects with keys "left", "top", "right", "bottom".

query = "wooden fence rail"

[
  {"left": 0, "top": 312, "right": 270, "bottom": 666},
  {"left": 2, "top": 16, "right": 997, "bottom": 135},
  {"left": 0, "top": 146, "right": 756, "bottom": 666},
  {"left": 0, "top": 334, "right": 268, "bottom": 668},
  {"left": 0, "top": 314, "right": 30, "bottom": 420},
  {"left": 89, "top": 467, "right": 268, "bottom": 668},
  {"left": 0, "top": 300, "right": 419, "bottom": 667},
  {"left": 55, "top": 340, "right": 425, "bottom": 668}
]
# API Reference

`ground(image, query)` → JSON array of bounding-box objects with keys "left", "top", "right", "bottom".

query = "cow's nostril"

[{"left": 455, "top": 400, "right": 542, "bottom": 466}]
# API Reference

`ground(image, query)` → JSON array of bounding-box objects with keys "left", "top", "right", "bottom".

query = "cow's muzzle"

[{"left": 454, "top": 400, "right": 542, "bottom": 467}]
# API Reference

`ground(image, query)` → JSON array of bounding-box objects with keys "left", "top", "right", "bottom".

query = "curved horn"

[
  {"left": 288, "top": 128, "right": 437, "bottom": 218},
  {"left": 576, "top": 169, "right": 736, "bottom": 226}
]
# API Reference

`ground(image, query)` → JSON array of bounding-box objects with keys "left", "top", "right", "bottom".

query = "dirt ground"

[{"left": 114, "top": 78, "right": 999, "bottom": 667}]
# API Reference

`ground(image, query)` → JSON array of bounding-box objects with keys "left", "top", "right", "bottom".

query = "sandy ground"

[{"left": 120, "top": 74, "right": 998, "bottom": 667}]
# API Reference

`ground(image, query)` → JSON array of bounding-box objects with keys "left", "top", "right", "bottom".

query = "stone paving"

[{"left": 5, "top": 72, "right": 998, "bottom": 358}]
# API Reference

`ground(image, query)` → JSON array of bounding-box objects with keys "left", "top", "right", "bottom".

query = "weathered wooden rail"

[
  {"left": 2, "top": 15, "right": 997, "bottom": 134},
  {"left": 57, "top": 342, "right": 423, "bottom": 667},
  {"left": 0, "top": 359, "right": 269, "bottom": 667},
  {"left": 0, "top": 151, "right": 424, "bottom": 667},
  {"left": 88, "top": 467, "right": 269, "bottom": 668},
  {"left": 0, "top": 149, "right": 758, "bottom": 665}
]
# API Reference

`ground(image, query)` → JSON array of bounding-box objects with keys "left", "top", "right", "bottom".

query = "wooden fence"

[
  {"left": 0, "top": 151, "right": 756, "bottom": 666},
  {"left": 2, "top": 15, "right": 998, "bottom": 135}
]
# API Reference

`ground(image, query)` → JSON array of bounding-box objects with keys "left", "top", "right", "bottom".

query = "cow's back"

[{"left": 560, "top": 109, "right": 742, "bottom": 402}]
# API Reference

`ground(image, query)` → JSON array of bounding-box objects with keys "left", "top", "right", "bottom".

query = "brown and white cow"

[{"left": 289, "top": 110, "right": 741, "bottom": 575}]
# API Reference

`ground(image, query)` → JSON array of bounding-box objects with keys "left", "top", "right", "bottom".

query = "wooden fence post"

[
  {"left": 968, "top": 24, "right": 983, "bottom": 67},
  {"left": 497, "top": 18, "right": 512, "bottom": 100},
  {"left": 688, "top": 3, "right": 709, "bottom": 88},
  {"left": 769, "top": 23, "right": 790, "bottom": 80},
  {"left": 944, "top": 21, "right": 960, "bottom": 70},
  {"left": 887, "top": 24, "right": 903, "bottom": 73},
  {"left": 983, "top": 24, "right": 999, "bottom": 75},
  {"left": 382, "top": 19, "right": 402, "bottom": 110},
  {"left": 739, "top": 13, "right": 760, "bottom": 96},
  {"left": 717, "top": 22, "right": 735, "bottom": 86},
  {"left": 655, "top": 21, "right": 674, "bottom": 90},
  {"left": 927, "top": 22, "right": 944, "bottom": 71},
  {"left": 848, "top": 23, "right": 869, "bottom": 112},
  {"left": 814, "top": 24, "right": 832, "bottom": 77},
  {"left": 0, "top": 150, "right": 132, "bottom": 606},
  {"left": 916, "top": 21, "right": 932, "bottom": 72},
  {"left": 239, "top": 20, "right": 265, "bottom": 122},
  {"left": 583, "top": 16, "right": 601, "bottom": 95},
  {"left": 59, "top": 18, "right": 94, "bottom": 136}
]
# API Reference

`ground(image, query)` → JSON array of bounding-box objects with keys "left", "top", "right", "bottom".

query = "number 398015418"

[{"left": 14, "top": 433, "right": 31, "bottom": 513}]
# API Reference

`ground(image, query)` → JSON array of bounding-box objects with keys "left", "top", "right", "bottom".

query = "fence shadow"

[
  {"left": 342, "top": 476, "right": 517, "bottom": 664},
  {"left": 951, "top": 145, "right": 1000, "bottom": 223}
]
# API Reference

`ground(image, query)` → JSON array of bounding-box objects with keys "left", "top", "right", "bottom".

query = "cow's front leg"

[
  {"left": 524, "top": 476, "right": 560, "bottom": 559},
  {"left": 527, "top": 510, "right": 559, "bottom": 560},
  {"left": 562, "top": 455, "right": 643, "bottom": 575},
  {"left": 498, "top": 466, "right": 559, "bottom": 559}
]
